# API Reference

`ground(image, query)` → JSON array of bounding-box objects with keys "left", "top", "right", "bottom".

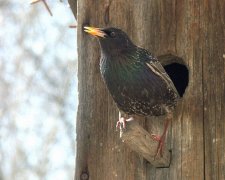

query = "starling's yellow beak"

[{"left": 84, "top": 26, "right": 106, "bottom": 38}]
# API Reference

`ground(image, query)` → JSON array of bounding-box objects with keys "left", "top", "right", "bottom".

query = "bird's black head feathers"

[
  {"left": 98, "top": 27, "right": 135, "bottom": 55},
  {"left": 84, "top": 27, "right": 135, "bottom": 55}
]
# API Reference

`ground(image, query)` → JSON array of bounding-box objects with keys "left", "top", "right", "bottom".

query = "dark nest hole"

[
  {"left": 164, "top": 63, "right": 189, "bottom": 97},
  {"left": 158, "top": 54, "right": 189, "bottom": 97}
]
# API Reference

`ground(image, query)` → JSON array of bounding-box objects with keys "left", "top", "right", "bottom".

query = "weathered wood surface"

[
  {"left": 201, "top": 1, "right": 225, "bottom": 180},
  {"left": 71, "top": 0, "right": 225, "bottom": 179},
  {"left": 68, "top": 0, "right": 77, "bottom": 19},
  {"left": 120, "top": 119, "right": 171, "bottom": 168}
]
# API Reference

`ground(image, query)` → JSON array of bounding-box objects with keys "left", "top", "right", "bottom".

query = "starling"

[{"left": 84, "top": 26, "right": 179, "bottom": 156}]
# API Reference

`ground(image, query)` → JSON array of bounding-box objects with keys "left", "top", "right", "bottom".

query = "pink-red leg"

[{"left": 151, "top": 114, "right": 171, "bottom": 157}]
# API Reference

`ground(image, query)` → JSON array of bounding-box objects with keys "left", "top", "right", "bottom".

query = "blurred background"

[{"left": 0, "top": 1, "right": 77, "bottom": 179}]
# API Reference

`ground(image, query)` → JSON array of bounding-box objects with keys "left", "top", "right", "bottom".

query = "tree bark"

[{"left": 71, "top": 0, "right": 225, "bottom": 179}]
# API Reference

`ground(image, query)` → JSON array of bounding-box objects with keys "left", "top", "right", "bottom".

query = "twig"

[
  {"left": 30, "top": 0, "right": 53, "bottom": 16},
  {"left": 69, "top": 24, "right": 77, "bottom": 28}
]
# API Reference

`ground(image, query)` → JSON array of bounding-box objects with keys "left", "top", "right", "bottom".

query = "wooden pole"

[{"left": 69, "top": 0, "right": 225, "bottom": 179}]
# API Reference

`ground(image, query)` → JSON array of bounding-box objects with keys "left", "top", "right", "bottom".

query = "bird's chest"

[
  {"left": 100, "top": 56, "right": 143, "bottom": 92},
  {"left": 100, "top": 57, "right": 154, "bottom": 113}
]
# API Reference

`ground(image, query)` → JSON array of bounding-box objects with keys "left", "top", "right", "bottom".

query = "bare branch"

[{"left": 30, "top": 0, "right": 53, "bottom": 16}]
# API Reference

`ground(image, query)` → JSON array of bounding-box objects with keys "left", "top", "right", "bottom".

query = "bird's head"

[{"left": 84, "top": 26, "right": 135, "bottom": 55}]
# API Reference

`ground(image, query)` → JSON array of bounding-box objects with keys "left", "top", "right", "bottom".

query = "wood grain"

[
  {"left": 201, "top": 1, "right": 225, "bottom": 179},
  {"left": 120, "top": 119, "right": 171, "bottom": 168}
]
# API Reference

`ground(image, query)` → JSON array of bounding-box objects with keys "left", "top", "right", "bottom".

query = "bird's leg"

[
  {"left": 151, "top": 113, "right": 172, "bottom": 157},
  {"left": 116, "top": 116, "right": 126, "bottom": 130},
  {"left": 116, "top": 112, "right": 133, "bottom": 131}
]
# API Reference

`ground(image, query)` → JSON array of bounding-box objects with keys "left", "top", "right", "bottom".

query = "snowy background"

[{"left": 0, "top": 1, "right": 77, "bottom": 179}]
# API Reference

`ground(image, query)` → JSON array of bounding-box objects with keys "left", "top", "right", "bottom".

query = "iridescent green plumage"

[{"left": 99, "top": 33, "right": 179, "bottom": 116}]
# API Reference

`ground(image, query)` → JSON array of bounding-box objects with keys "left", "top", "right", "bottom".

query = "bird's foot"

[
  {"left": 151, "top": 133, "right": 166, "bottom": 158},
  {"left": 151, "top": 114, "right": 171, "bottom": 158},
  {"left": 116, "top": 116, "right": 134, "bottom": 131},
  {"left": 116, "top": 117, "right": 126, "bottom": 131}
]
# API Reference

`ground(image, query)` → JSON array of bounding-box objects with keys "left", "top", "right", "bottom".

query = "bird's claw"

[
  {"left": 116, "top": 117, "right": 126, "bottom": 131},
  {"left": 151, "top": 134, "right": 161, "bottom": 141}
]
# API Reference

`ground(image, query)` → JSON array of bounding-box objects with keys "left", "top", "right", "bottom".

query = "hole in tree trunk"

[
  {"left": 164, "top": 63, "right": 189, "bottom": 97},
  {"left": 158, "top": 54, "right": 189, "bottom": 97}
]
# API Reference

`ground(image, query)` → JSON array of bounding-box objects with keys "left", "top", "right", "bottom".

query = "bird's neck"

[
  {"left": 100, "top": 46, "right": 142, "bottom": 82},
  {"left": 100, "top": 45, "right": 137, "bottom": 59},
  {"left": 100, "top": 47, "right": 136, "bottom": 67}
]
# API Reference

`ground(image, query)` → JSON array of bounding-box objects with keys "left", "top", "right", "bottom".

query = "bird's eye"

[{"left": 110, "top": 31, "right": 116, "bottom": 37}]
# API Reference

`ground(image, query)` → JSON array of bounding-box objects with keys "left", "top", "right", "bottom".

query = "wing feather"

[{"left": 146, "top": 60, "right": 179, "bottom": 96}]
